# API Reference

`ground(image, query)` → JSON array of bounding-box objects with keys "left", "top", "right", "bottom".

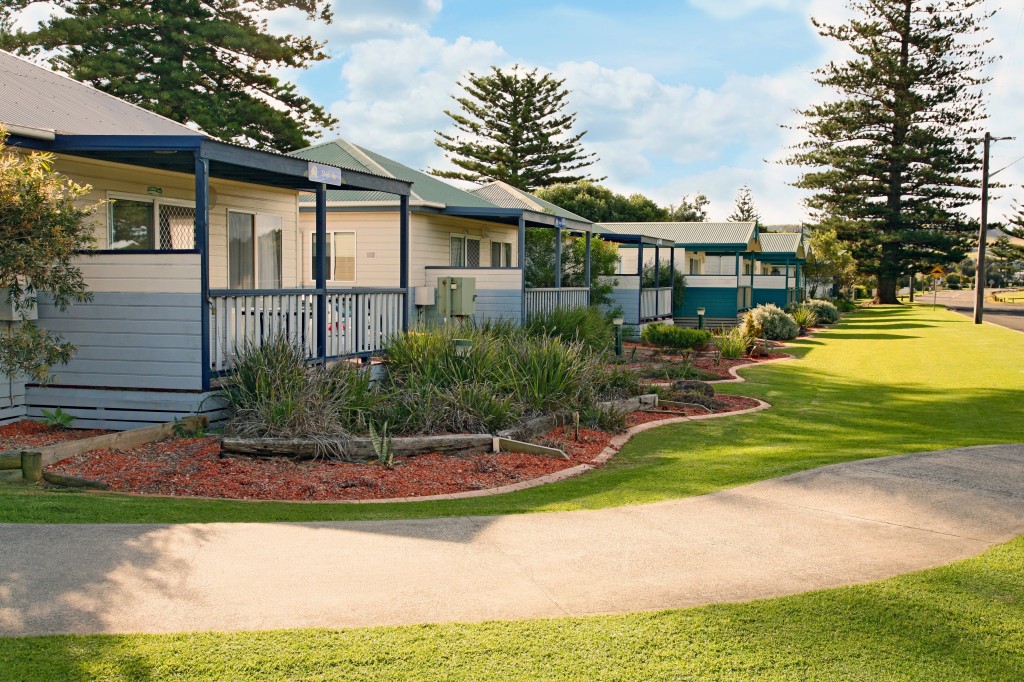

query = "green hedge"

[{"left": 641, "top": 323, "right": 712, "bottom": 349}]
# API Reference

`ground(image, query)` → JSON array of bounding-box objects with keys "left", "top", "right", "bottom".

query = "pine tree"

[
  {"left": 728, "top": 185, "right": 760, "bottom": 223},
  {"left": 433, "top": 66, "right": 601, "bottom": 190},
  {"left": 787, "top": 0, "right": 994, "bottom": 304},
  {"left": 1, "top": 1, "right": 337, "bottom": 152}
]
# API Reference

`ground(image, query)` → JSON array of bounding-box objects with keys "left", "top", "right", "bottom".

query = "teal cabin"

[
  {"left": 752, "top": 231, "right": 807, "bottom": 308},
  {"left": 600, "top": 222, "right": 761, "bottom": 327}
]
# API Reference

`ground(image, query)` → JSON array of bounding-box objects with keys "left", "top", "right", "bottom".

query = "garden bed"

[
  {"left": 44, "top": 400, "right": 762, "bottom": 502},
  {"left": 0, "top": 421, "right": 109, "bottom": 451},
  {"left": 617, "top": 342, "right": 789, "bottom": 382}
]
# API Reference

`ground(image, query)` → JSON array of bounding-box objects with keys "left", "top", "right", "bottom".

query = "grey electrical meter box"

[{"left": 437, "top": 277, "right": 477, "bottom": 316}]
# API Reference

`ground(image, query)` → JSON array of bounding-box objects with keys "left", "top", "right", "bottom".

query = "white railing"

[
  {"left": 524, "top": 287, "right": 590, "bottom": 317},
  {"left": 753, "top": 275, "right": 789, "bottom": 290},
  {"left": 209, "top": 288, "right": 405, "bottom": 373},
  {"left": 641, "top": 287, "right": 673, "bottom": 320}
]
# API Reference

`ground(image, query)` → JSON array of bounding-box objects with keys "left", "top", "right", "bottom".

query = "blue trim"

[
  {"left": 519, "top": 214, "right": 527, "bottom": 322},
  {"left": 195, "top": 153, "right": 212, "bottom": 392},
  {"left": 85, "top": 249, "right": 200, "bottom": 255},
  {"left": 400, "top": 194, "right": 410, "bottom": 332},
  {"left": 315, "top": 184, "right": 328, "bottom": 362}
]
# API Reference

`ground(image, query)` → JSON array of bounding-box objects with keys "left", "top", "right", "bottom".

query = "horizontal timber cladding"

[
  {"left": 422, "top": 267, "right": 524, "bottom": 325},
  {"left": 26, "top": 386, "right": 226, "bottom": 431},
  {"left": 298, "top": 211, "right": 521, "bottom": 290},
  {"left": 600, "top": 275, "right": 640, "bottom": 325},
  {"left": 74, "top": 253, "right": 201, "bottom": 293},
  {"left": 0, "top": 373, "right": 27, "bottom": 425},
  {"left": 678, "top": 287, "right": 741, "bottom": 319},
  {"left": 37, "top": 292, "right": 203, "bottom": 391},
  {"left": 752, "top": 289, "right": 790, "bottom": 309},
  {"left": 51, "top": 153, "right": 300, "bottom": 290}
]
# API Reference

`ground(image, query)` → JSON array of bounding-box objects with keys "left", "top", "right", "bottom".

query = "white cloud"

[
  {"left": 326, "top": 30, "right": 506, "bottom": 165},
  {"left": 266, "top": 0, "right": 444, "bottom": 51}
]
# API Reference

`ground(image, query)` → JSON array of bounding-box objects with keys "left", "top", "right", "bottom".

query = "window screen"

[
  {"left": 159, "top": 204, "right": 196, "bottom": 250},
  {"left": 466, "top": 238, "right": 480, "bottom": 267},
  {"left": 110, "top": 198, "right": 155, "bottom": 250}
]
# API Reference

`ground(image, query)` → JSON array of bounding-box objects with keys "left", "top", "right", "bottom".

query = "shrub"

[
  {"left": 830, "top": 297, "right": 857, "bottom": 313},
  {"left": 218, "top": 336, "right": 377, "bottom": 441},
  {"left": 641, "top": 322, "right": 711, "bottom": 350},
  {"left": 523, "top": 306, "right": 614, "bottom": 353},
  {"left": 582, "top": 404, "right": 630, "bottom": 433},
  {"left": 789, "top": 305, "right": 818, "bottom": 330},
  {"left": 803, "top": 299, "right": 841, "bottom": 324},
  {"left": 712, "top": 326, "right": 750, "bottom": 359},
  {"left": 854, "top": 285, "right": 870, "bottom": 300},
  {"left": 740, "top": 304, "right": 799, "bottom": 341}
]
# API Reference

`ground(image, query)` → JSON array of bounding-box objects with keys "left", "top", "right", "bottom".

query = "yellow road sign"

[{"left": 930, "top": 266, "right": 946, "bottom": 279}]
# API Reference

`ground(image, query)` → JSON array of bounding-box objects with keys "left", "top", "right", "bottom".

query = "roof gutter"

[{"left": 3, "top": 124, "right": 56, "bottom": 141}]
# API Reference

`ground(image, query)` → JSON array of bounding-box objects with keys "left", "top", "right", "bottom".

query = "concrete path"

[{"left": 2, "top": 444, "right": 1024, "bottom": 637}]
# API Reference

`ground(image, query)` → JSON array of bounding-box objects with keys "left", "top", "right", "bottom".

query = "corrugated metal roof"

[
  {"left": 291, "top": 139, "right": 499, "bottom": 209},
  {"left": 599, "top": 222, "right": 756, "bottom": 246},
  {"left": 470, "top": 181, "right": 595, "bottom": 226},
  {"left": 0, "top": 50, "right": 202, "bottom": 137},
  {"left": 759, "top": 232, "right": 804, "bottom": 255}
]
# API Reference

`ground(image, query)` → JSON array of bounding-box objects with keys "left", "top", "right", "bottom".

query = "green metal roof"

[
  {"left": 599, "top": 222, "right": 758, "bottom": 249},
  {"left": 291, "top": 139, "right": 499, "bottom": 210},
  {"left": 469, "top": 181, "right": 599, "bottom": 229},
  {"left": 759, "top": 231, "right": 805, "bottom": 256}
]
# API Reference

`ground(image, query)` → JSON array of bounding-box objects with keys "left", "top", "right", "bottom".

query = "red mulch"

[
  {"left": 620, "top": 343, "right": 790, "bottom": 380},
  {"left": 45, "top": 400, "right": 761, "bottom": 502},
  {"left": 0, "top": 420, "right": 109, "bottom": 451}
]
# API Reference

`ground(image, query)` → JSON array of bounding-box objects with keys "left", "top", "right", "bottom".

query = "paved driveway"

[{"left": 2, "top": 444, "right": 1023, "bottom": 637}]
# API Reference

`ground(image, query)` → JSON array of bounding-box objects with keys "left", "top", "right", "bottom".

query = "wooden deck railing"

[
  {"left": 208, "top": 288, "right": 405, "bottom": 373},
  {"left": 524, "top": 287, "right": 590, "bottom": 317}
]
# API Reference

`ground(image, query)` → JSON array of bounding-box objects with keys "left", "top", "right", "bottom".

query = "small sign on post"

[{"left": 930, "top": 266, "right": 946, "bottom": 308}]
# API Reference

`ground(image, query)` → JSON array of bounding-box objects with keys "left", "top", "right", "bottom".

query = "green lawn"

[
  {"left": 0, "top": 304, "right": 1022, "bottom": 524},
  {"left": 2, "top": 532, "right": 1022, "bottom": 680}
]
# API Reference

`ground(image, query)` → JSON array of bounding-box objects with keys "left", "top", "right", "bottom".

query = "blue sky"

[{"left": 16, "top": 0, "right": 1024, "bottom": 223}]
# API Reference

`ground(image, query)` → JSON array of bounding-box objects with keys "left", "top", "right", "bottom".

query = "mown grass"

[
  {"left": 2, "top": 532, "right": 1022, "bottom": 680},
  {"left": 0, "top": 305, "right": 1021, "bottom": 524}
]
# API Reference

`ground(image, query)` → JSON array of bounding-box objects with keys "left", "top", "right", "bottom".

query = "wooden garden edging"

[
  {"left": 0, "top": 415, "right": 208, "bottom": 484},
  {"left": 220, "top": 395, "right": 661, "bottom": 461}
]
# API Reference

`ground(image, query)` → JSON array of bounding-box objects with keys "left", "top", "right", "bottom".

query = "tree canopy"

[
  {"left": 787, "top": 0, "right": 994, "bottom": 303},
  {"left": 533, "top": 182, "right": 669, "bottom": 223},
  {"left": 1, "top": 1, "right": 337, "bottom": 152},
  {"left": 666, "top": 194, "right": 710, "bottom": 222},
  {"left": 433, "top": 66, "right": 601, "bottom": 190},
  {"left": 0, "top": 134, "right": 95, "bottom": 383},
  {"left": 524, "top": 230, "right": 619, "bottom": 306},
  {"left": 728, "top": 185, "right": 760, "bottom": 223}
]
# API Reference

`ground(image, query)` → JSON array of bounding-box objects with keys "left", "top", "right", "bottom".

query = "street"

[{"left": 908, "top": 288, "right": 1024, "bottom": 333}]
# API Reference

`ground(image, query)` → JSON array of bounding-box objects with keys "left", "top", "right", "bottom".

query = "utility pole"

[{"left": 974, "top": 133, "right": 1016, "bottom": 324}]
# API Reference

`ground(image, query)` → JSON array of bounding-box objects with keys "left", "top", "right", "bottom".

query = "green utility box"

[{"left": 437, "top": 276, "right": 477, "bottom": 316}]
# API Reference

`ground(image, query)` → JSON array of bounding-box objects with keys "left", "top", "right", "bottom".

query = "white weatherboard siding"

[
  {"left": 424, "top": 267, "right": 523, "bottom": 324},
  {"left": 298, "top": 211, "right": 521, "bottom": 290},
  {"left": 753, "top": 275, "right": 788, "bottom": 290},
  {"left": 0, "top": 372, "right": 27, "bottom": 425},
  {"left": 688, "top": 275, "right": 740, "bottom": 288},
  {"left": 75, "top": 253, "right": 201, "bottom": 293},
  {"left": 52, "top": 154, "right": 301, "bottom": 290}
]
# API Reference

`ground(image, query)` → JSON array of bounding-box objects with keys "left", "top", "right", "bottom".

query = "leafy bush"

[
  {"left": 740, "top": 304, "right": 799, "bottom": 341},
  {"left": 711, "top": 327, "right": 750, "bottom": 359},
  {"left": 218, "top": 336, "right": 379, "bottom": 441},
  {"left": 854, "top": 285, "right": 870, "bottom": 300},
  {"left": 641, "top": 323, "right": 711, "bottom": 350},
  {"left": 789, "top": 305, "right": 817, "bottom": 330},
  {"left": 523, "top": 306, "right": 615, "bottom": 353},
  {"left": 803, "top": 299, "right": 841, "bottom": 324},
  {"left": 582, "top": 404, "right": 630, "bottom": 433},
  {"left": 830, "top": 297, "right": 857, "bottom": 313}
]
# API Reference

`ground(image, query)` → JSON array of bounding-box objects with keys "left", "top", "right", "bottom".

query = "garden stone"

[{"left": 673, "top": 380, "right": 714, "bottom": 397}]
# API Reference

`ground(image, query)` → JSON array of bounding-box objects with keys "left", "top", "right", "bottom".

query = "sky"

[{"left": 14, "top": 0, "right": 1024, "bottom": 224}]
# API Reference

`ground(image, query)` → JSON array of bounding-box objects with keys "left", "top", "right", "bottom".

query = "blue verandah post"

[
  {"left": 315, "top": 183, "right": 327, "bottom": 362},
  {"left": 400, "top": 194, "right": 410, "bottom": 331},
  {"left": 518, "top": 214, "right": 527, "bottom": 322},
  {"left": 195, "top": 153, "right": 211, "bottom": 390}
]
